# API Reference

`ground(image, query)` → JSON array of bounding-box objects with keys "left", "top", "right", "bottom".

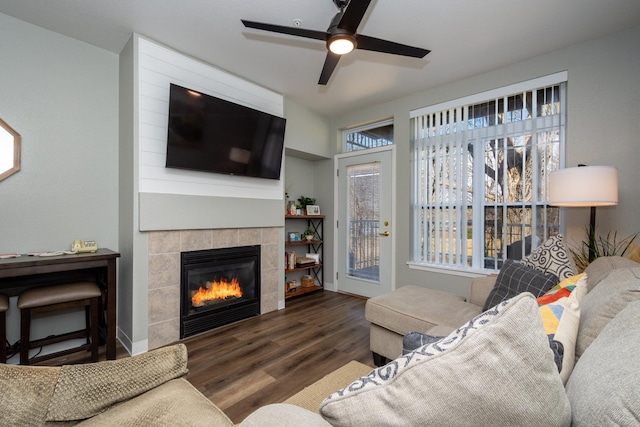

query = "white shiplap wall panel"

[
  {"left": 139, "top": 166, "right": 278, "bottom": 198},
  {"left": 139, "top": 45, "right": 282, "bottom": 116},
  {"left": 137, "top": 36, "right": 284, "bottom": 199}
]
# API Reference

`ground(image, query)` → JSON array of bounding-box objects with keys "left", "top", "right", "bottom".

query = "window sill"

[{"left": 406, "top": 261, "right": 492, "bottom": 278}]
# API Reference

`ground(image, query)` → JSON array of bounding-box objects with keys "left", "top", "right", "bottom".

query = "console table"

[{"left": 0, "top": 249, "right": 120, "bottom": 360}]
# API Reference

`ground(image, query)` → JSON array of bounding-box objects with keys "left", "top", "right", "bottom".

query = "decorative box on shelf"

[{"left": 296, "top": 257, "right": 316, "bottom": 267}]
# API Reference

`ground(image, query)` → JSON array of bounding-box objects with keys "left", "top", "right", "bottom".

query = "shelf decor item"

[
  {"left": 301, "top": 275, "right": 315, "bottom": 288},
  {"left": 296, "top": 257, "right": 316, "bottom": 267},
  {"left": 287, "top": 200, "right": 297, "bottom": 216},
  {"left": 302, "top": 228, "right": 316, "bottom": 241},
  {"left": 297, "top": 196, "right": 316, "bottom": 209},
  {"left": 306, "top": 205, "right": 320, "bottom": 215},
  {"left": 306, "top": 253, "right": 320, "bottom": 263},
  {"left": 288, "top": 232, "right": 301, "bottom": 242}
]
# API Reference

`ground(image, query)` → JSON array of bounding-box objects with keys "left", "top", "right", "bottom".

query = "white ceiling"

[{"left": 1, "top": 0, "right": 640, "bottom": 117}]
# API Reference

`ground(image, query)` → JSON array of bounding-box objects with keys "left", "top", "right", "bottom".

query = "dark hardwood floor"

[
  {"left": 184, "top": 290, "right": 373, "bottom": 423},
  {"left": 33, "top": 290, "right": 373, "bottom": 424}
]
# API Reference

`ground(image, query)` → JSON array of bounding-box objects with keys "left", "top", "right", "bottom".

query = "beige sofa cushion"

[
  {"left": 566, "top": 301, "right": 640, "bottom": 425},
  {"left": 76, "top": 378, "right": 234, "bottom": 426},
  {"left": 576, "top": 266, "right": 640, "bottom": 358},
  {"left": 365, "top": 285, "right": 481, "bottom": 334},
  {"left": 584, "top": 256, "right": 639, "bottom": 292},
  {"left": 321, "top": 293, "right": 570, "bottom": 427}
]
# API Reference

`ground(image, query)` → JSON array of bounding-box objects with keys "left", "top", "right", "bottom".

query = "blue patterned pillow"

[
  {"left": 402, "top": 332, "right": 445, "bottom": 355},
  {"left": 523, "top": 234, "right": 577, "bottom": 280},
  {"left": 483, "top": 259, "right": 558, "bottom": 311}
]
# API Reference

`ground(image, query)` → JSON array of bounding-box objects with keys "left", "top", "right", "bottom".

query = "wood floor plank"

[{"left": 208, "top": 369, "right": 277, "bottom": 411}]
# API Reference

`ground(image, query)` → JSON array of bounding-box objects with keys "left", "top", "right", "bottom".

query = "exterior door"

[{"left": 336, "top": 147, "right": 394, "bottom": 298}]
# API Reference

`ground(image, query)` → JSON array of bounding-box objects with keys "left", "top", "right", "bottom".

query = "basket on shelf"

[{"left": 301, "top": 275, "right": 315, "bottom": 288}]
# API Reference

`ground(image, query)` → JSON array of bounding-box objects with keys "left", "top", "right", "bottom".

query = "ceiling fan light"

[{"left": 328, "top": 35, "right": 355, "bottom": 55}]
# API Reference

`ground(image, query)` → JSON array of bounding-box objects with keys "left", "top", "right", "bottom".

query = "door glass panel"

[{"left": 347, "top": 162, "right": 380, "bottom": 281}]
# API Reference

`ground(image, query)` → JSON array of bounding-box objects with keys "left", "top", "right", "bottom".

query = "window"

[
  {"left": 344, "top": 119, "right": 393, "bottom": 152},
  {"left": 0, "top": 117, "right": 21, "bottom": 182},
  {"left": 410, "top": 73, "right": 566, "bottom": 272}
]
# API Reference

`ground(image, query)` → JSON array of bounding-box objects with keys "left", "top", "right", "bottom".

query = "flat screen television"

[{"left": 165, "top": 83, "right": 286, "bottom": 180}]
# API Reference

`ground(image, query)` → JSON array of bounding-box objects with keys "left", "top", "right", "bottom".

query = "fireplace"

[{"left": 180, "top": 245, "right": 260, "bottom": 338}]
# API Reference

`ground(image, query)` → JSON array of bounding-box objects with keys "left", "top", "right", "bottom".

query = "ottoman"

[{"left": 365, "top": 285, "right": 483, "bottom": 364}]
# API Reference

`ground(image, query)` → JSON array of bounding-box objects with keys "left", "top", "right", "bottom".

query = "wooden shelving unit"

[{"left": 285, "top": 214, "right": 324, "bottom": 299}]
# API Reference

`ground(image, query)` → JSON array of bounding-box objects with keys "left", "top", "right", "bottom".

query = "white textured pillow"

[
  {"left": 523, "top": 233, "right": 577, "bottom": 280},
  {"left": 320, "top": 293, "right": 571, "bottom": 427}
]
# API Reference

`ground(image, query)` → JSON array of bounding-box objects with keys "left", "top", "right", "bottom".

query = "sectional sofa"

[{"left": 2, "top": 256, "right": 639, "bottom": 426}]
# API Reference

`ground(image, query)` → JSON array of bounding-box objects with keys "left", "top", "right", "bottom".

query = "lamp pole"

[{"left": 588, "top": 206, "right": 597, "bottom": 263}]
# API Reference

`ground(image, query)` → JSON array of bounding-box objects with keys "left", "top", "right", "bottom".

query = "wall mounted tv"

[{"left": 165, "top": 83, "right": 286, "bottom": 180}]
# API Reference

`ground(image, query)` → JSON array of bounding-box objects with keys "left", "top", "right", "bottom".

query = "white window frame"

[
  {"left": 342, "top": 119, "right": 394, "bottom": 152},
  {"left": 408, "top": 72, "right": 568, "bottom": 276}
]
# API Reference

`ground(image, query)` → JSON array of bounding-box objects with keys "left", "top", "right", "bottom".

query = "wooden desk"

[{"left": 0, "top": 249, "right": 120, "bottom": 360}]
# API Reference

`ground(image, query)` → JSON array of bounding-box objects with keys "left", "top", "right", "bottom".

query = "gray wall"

[
  {"left": 283, "top": 98, "right": 335, "bottom": 289},
  {"left": 328, "top": 25, "right": 640, "bottom": 297},
  {"left": 0, "top": 14, "right": 119, "bottom": 253},
  {"left": 0, "top": 13, "right": 119, "bottom": 342}
]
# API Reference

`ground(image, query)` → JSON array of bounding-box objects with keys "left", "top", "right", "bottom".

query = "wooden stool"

[
  {"left": 0, "top": 294, "right": 8, "bottom": 363},
  {"left": 17, "top": 282, "right": 101, "bottom": 365}
]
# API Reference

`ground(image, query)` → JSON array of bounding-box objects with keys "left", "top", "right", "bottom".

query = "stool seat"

[
  {"left": 0, "top": 294, "right": 8, "bottom": 311},
  {"left": 18, "top": 281, "right": 101, "bottom": 309},
  {"left": 18, "top": 282, "right": 102, "bottom": 365}
]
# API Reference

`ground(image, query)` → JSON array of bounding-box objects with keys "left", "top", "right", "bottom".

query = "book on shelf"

[
  {"left": 285, "top": 252, "right": 296, "bottom": 270},
  {"left": 296, "top": 257, "right": 316, "bottom": 267}
]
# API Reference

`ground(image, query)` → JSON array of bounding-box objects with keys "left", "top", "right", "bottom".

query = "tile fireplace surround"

[{"left": 146, "top": 227, "right": 280, "bottom": 350}]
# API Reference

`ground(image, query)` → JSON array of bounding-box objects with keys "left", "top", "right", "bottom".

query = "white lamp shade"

[{"left": 548, "top": 165, "right": 618, "bottom": 207}]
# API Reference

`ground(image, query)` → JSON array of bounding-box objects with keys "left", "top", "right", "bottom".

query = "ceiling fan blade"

[
  {"left": 242, "top": 20, "right": 328, "bottom": 41},
  {"left": 318, "top": 52, "right": 341, "bottom": 85},
  {"left": 355, "top": 34, "right": 430, "bottom": 58},
  {"left": 337, "top": 0, "right": 372, "bottom": 33}
]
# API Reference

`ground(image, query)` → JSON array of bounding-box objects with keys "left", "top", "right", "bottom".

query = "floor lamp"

[{"left": 548, "top": 165, "right": 618, "bottom": 262}]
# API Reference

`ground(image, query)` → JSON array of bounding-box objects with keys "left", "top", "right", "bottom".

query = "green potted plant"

[
  {"left": 569, "top": 229, "right": 638, "bottom": 272},
  {"left": 297, "top": 196, "right": 316, "bottom": 209},
  {"left": 302, "top": 228, "right": 316, "bottom": 241}
]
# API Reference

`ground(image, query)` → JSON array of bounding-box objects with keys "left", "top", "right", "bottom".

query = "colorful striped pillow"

[{"left": 538, "top": 273, "right": 588, "bottom": 384}]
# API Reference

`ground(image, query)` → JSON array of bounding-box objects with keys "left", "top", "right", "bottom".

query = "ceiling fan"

[{"left": 241, "top": 0, "right": 430, "bottom": 85}]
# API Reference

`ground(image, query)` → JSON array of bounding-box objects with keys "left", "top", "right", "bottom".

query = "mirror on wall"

[{"left": 0, "top": 117, "right": 21, "bottom": 182}]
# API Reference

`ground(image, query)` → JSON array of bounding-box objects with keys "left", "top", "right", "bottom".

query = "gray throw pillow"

[
  {"left": 483, "top": 259, "right": 558, "bottom": 311},
  {"left": 320, "top": 293, "right": 571, "bottom": 427}
]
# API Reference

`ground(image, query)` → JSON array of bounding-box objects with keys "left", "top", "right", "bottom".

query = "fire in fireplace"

[
  {"left": 180, "top": 245, "right": 260, "bottom": 338},
  {"left": 192, "top": 277, "right": 243, "bottom": 307}
]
